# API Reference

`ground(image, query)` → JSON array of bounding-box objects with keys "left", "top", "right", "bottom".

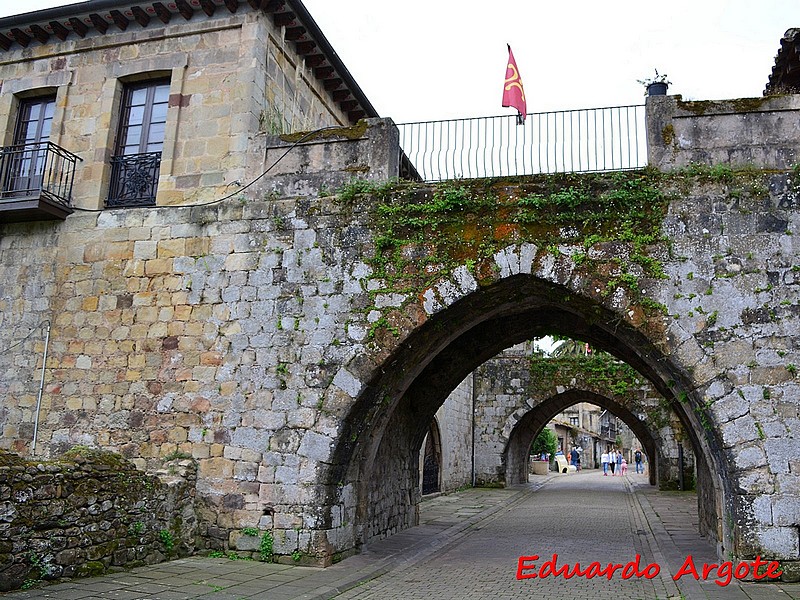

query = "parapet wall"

[
  {"left": 254, "top": 118, "right": 401, "bottom": 198},
  {"left": 646, "top": 94, "right": 800, "bottom": 170},
  {"left": 0, "top": 449, "right": 197, "bottom": 592}
]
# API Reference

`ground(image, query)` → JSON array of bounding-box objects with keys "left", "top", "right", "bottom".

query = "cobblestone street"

[{"left": 4, "top": 471, "right": 799, "bottom": 600}]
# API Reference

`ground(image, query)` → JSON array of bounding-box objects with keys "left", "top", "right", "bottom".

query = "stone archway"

[
  {"left": 325, "top": 273, "right": 730, "bottom": 557},
  {"left": 503, "top": 390, "right": 661, "bottom": 486},
  {"left": 466, "top": 351, "right": 694, "bottom": 490},
  {"left": 420, "top": 418, "right": 442, "bottom": 495}
]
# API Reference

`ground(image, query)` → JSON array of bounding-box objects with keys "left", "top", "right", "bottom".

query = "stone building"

[
  {"left": 3, "top": 3, "right": 800, "bottom": 580},
  {"left": 0, "top": 0, "right": 387, "bottom": 563},
  {"left": 0, "top": 0, "right": 377, "bottom": 223},
  {"left": 551, "top": 402, "right": 625, "bottom": 468}
]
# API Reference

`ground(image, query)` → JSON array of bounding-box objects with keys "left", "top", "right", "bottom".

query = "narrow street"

[
  {"left": 4, "top": 471, "right": 798, "bottom": 600},
  {"left": 336, "top": 471, "right": 795, "bottom": 600}
]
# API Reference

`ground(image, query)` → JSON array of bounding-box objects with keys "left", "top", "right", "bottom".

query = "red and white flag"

[{"left": 502, "top": 44, "right": 527, "bottom": 124}]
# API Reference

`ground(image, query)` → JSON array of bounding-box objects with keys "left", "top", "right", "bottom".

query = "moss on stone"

[
  {"left": 76, "top": 561, "right": 105, "bottom": 577},
  {"left": 60, "top": 446, "right": 133, "bottom": 469},
  {"left": 279, "top": 119, "right": 369, "bottom": 143},
  {"left": 662, "top": 123, "right": 675, "bottom": 146},
  {"left": 677, "top": 96, "right": 776, "bottom": 116}
]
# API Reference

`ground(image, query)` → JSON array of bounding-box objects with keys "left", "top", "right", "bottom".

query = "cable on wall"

[{"left": 70, "top": 125, "right": 346, "bottom": 213}]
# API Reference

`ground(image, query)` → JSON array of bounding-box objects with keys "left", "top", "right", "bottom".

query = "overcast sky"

[{"left": 2, "top": 1, "right": 800, "bottom": 122}]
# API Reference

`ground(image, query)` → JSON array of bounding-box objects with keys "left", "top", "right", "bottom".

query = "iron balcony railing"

[
  {"left": 398, "top": 104, "right": 646, "bottom": 182},
  {"left": 107, "top": 151, "right": 162, "bottom": 208},
  {"left": 0, "top": 141, "right": 81, "bottom": 206}
]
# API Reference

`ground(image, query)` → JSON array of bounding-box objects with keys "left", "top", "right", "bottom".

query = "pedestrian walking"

[
  {"left": 609, "top": 449, "right": 616, "bottom": 475},
  {"left": 569, "top": 447, "right": 579, "bottom": 468},
  {"left": 601, "top": 450, "right": 609, "bottom": 476},
  {"left": 621, "top": 457, "right": 628, "bottom": 475},
  {"left": 615, "top": 450, "right": 623, "bottom": 476},
  {"left": 634, "top": 448, "right": 644, "bottom": 474}
]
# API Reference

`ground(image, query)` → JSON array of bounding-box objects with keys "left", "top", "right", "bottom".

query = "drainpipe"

[{"left": 32, "top": 320, "right": 51, "bottom": 457}]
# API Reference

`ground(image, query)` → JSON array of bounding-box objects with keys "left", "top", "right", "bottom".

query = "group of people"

[{"left": 600, "top": 448, "right": 645, "bottom": 476}]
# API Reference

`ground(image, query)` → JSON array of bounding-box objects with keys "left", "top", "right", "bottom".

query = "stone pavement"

[{"left": 3, "top": 471, "right": 799, "bottom": 600}]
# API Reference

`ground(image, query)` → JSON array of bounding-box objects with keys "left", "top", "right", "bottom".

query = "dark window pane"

[
  {"left": 128, "top": 105, "right": 145, "bottom": 126},
  {"left": 10, "top": 96, "right": 56, "bottom": 194},
  {"left": 115, "top": 79, "right": 170, "bottom": 156},
  {"left": 124, "top": 125, "right": 142, "bottom": 148},
  {"left": 109, "top": 79, "right": 169, "bottom": 207},
  {"left": 150, "top": 103, "right": 168, "bottom": 123},
  {"left": 147, "top": 122, "right": 165, "bottom": 145},
  {"left": 40, "top": 118, "right": 53, "bottom": 140}
]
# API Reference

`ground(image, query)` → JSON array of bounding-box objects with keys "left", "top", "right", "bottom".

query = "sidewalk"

[
  {"left": 3, "top": 472, "right": 799, "bottom": 600},
  {"left": 1, "top": 486, "right": 532, "bottom": 600}
]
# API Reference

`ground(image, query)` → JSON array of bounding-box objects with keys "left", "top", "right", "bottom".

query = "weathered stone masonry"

[
  {"left": 3, "top": 103, "right": 800, "bottom": 572},
  {"left": 0, "top": 448, "right": 196, "bottom": 591},
  {"left": 470, "top": 353, "right": 694, "bottom": 489},
  {"left": 2, "top": 4, "right": 800, "bottom": 575}
]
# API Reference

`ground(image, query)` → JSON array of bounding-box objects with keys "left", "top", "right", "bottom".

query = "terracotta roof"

[
  {"left": 0, "top": 0, "right": 378, "bottom": 124},
  {"left": 765, "top": 28, "right": 800, "bottom": 95}
]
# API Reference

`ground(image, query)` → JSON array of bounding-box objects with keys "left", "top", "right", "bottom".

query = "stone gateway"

[{"left": 1, "top": 0, "right": 800, "bottom": 585}]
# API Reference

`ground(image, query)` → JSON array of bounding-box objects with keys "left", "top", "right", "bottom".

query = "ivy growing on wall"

[
  {"left": 337, "top": 168, "right": 671, "bottom": 338},
  {"left": 336, "top": 164, "right": 778, "bottom": 340}
]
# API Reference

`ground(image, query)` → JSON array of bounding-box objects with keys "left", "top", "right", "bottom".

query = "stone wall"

[
  {"left": 646, "top": 94, "right": 800, "bottom": 171},
  {"left": 0, "top": 448, "right": 196, "bottom": 592},
  {"left": 2, "top": 117, "right": 800, "bottom": 568},
  {"left": 437, "top": 375, "right": 474, "bottom": 492},
  {"left": 418, "top": 374, "right": 473, "bottom": 494},
  {"left": 470, "top": 352, "right": 693, "bottom": 488},
  {"left": 256, "top": 118, "right": 401, "bottom": 198}
]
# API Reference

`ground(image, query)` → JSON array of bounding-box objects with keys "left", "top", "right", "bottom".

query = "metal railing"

[
  {"left": 0, "top": 141, "right": 81, "bottom": 206},
  {"left": 107, "top": 151, "right": 162, "bottom": 208},
  {"left": 398, "top": 105, "right": 646, "bottom": 181}
]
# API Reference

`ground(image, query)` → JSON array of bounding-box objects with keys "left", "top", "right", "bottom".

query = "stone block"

[
  {"left": 773, "top": 497, "right": 800, "bottom": 526},
  {"left": 756, "top": 526, "right": 800, "bottom": 560},
  {"left": 297, "top": 431, "right": 332, "bottom": 462}
]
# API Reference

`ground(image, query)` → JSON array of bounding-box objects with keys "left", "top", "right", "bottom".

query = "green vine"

[
  {"left": 353, "top": 170, "right": 671, "bottom": 338},
  {"left": 259, "top": 531, "right": 274, "bottom": 562},
  {"left": 528, "top": 353, "right": 642, "bottom": 398},
  {"left": 159, "top": 529, "right": 175, "bottom": 554}
]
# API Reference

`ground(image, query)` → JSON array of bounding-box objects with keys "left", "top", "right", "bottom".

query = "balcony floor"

[{"left": 0, "top": 194, "right": 73, "bottom": 223}]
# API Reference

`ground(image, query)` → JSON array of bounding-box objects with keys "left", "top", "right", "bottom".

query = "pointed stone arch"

[
  {"left": 503, "top": 390, "right": 660, "bottom": 486},
  {"left": 324, "top": 270, "right": 730, "bottom": 557},
  {"left": 420, "top": 417, "right": 442, "bottom": 495}
]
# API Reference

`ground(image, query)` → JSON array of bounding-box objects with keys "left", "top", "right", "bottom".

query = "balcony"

[
  {"left": 106, "top": 152, "right": 161, "bottom": 208},
  {"left": 0, "top": 142, "right": 81, "bottom": 223}
]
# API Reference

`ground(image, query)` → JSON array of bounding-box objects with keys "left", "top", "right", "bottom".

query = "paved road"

[
  {"left": 338, "top": 472, "right": 674, "bottom": 600},
  {"left": 3, "top": 471, "right": 799, "bottom": 600}
]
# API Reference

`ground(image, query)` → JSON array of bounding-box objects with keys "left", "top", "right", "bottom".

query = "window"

[
  {"left": 3, "top": 96, "right": 56, "bottom": 196},
  {"left": 569, "top": 416, "right": 580, "bottom": 427},
  {"left": 107, "top": 79, "right": 169, "bottom": 207}
]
